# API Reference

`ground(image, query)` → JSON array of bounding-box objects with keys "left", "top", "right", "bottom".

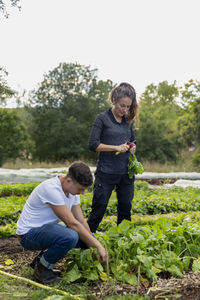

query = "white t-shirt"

[{"left": 16, "top": 176, "right": 80, "bottom": 235}]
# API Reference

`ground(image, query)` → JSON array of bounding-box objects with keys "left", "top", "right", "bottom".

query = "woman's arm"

[
  {"left": 96, "top": 143, "right": 129, "bottom": 153},
  {"left": 89, "top": 113, "right": 129, "bottom": 153}
]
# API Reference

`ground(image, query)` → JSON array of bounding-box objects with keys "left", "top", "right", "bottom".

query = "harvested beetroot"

[
  {"left": 126, "top": 141, "right": 135, "bottom": 149},
  {"left": 115, "top": 141, "right": 135, "bottom": 155}
]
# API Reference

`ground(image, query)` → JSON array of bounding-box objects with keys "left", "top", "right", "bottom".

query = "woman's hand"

[
  {"left": 129, "top": 143, "right": 136, "bottom": 154},
  {"left": 116, "top": 143, "right": 130, "bottom": 154}
]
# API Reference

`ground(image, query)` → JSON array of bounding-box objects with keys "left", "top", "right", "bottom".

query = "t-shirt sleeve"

[
  {"left": 72, "top": 195, "right": 80, "bottom": 206},
  {"left": 39, "top": 184, "right": 65, "bottom": 206}
]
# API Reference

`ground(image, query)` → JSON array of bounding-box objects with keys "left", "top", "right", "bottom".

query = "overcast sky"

[{"left": 1, "top": 0, "right": 200, "bottom": 98}]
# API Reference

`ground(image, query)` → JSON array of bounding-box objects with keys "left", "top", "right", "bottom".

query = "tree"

[
  {"left": 0, "top": 67, "right": 14, "bottom": 106},
  {"left": 27, "top": 62, "right": 113, "bottom": 162},
  {"left": 0, "top": 108, "right": 30, "bottom": 166},
  {"left": 136, "top": 81, "right": 182, "bottom": 163},
  {"left": 178, "top": 80, "right": 200, "bottom": 146},
  {"left": 0, "top": 0, "right": 20, "bottom": 18}
]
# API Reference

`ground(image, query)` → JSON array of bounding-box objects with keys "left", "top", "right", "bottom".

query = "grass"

[
  {"left": 0, "top": 274, "right": 56, "bottom": 300},
  {"left": 2, "top": 158, "right": 199, "bottom": 172},
  {"left": 1, "top": 159, "right": 95, "bottom": 170},
  {"left": 142, "top": 160, "right": 198, "bottom": 172}
]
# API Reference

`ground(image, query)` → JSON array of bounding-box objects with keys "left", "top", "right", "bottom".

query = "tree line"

[{"left": 0, "top": 63, "right": 199, "bottom": 169}]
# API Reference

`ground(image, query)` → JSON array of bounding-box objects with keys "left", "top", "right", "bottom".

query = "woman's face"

[{"left": 113, "top": 97, "right": 132, "bottom": 118}]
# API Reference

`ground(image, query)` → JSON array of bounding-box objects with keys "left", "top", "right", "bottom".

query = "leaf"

[
  {"left": 63, "top": 264, "right": 81, "bottom": 282},
  {"left": 128, "top": 154, "right": 144, "bottom": 178},
  {"left": 120, "top": 272, "right": 137, "bottom": 285},
  {"left": 43, "top": 296, "right": 64, "bottom": 300},
  {"left": 167, "top": 265, "right": 183, "bottom": 278},
  {"left": 99, "top": 271, "right": 108, "bottom": 281},
  {"left": 12, "top": 292, "right": 28, "bottom": 297},
  {"left": 84, "top": 269, "right": 99, "bottom": 281},
  {"left": 5, "top": 259, "right": 14, "bottom": 266},
  {"left": 192, "top": 258, "right": 200, "bottom": 272},
  {"left": 152, "top": 266, "right": 162, "bottom": 274},
  {"left": 171, "top": 294, "right": 182, "bottom": 298}
]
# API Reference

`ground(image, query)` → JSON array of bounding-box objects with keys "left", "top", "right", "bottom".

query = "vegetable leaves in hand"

[{"left": 128, "top": 154, "right": 144, "bottom": 179}]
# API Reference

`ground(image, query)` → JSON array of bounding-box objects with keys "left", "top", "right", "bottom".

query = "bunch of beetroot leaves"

[{"left": 126, "top": 142, "right": 144, "bottom": 179}]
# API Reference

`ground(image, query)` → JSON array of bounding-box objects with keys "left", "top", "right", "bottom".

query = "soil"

[{"left": 1, "top": 237, "right": 200, "bottom": 299}]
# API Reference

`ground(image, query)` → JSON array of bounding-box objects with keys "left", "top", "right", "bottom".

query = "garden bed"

[{"left": 1, "top": 237, "right": 200, "bottom": 299}]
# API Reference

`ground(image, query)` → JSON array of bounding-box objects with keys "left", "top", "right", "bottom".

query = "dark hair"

[
  {"left": 67, "top": 161, "right": 93, "bottom": 186},
  {"left": 109, "top": 82, "right": 138, "bottom": 123}
]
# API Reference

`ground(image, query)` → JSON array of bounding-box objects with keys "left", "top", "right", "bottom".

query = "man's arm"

[
  {"left": 71, "top": 204, "right": 91, "bottom": 233},
  {"left": 48, "top": 203, "right": 108, "bottom": 263}
]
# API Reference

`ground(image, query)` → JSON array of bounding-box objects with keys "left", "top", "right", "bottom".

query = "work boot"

[
  {"left": 34, "top": 259, "right": 61, "bottom": 285},
  {"left": 29, "top": 251, "right": 44, "bottom": 269},
  {"left": 30, "top": 252, "right": 61, "bottom": 276}
]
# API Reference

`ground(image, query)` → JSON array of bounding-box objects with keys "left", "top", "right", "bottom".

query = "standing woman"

[{"left": 87, "top": 82, "right": 138, "bottom": 233}]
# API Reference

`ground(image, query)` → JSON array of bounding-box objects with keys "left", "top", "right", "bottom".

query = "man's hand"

[{"left": 97, "top": 245, "right": 109, "bottom": 264}]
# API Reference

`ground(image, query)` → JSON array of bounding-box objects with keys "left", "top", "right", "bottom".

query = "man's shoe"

[
  {"left": 29, "top": 251, "right": 44, "bottom": 269},
  {"left": 34, "top": 260, "right": 61, "bottom": 285},
  {"left": 30, "top": 252, "right": 61, "bottom": 276}
]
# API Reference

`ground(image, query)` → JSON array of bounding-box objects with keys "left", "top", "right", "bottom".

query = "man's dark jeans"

[
  {"left": 87, "top": 170, "right": 134, "bottom": 233},
  {"left": 20, "top": 223, "right": 86, "bottom": 269}
]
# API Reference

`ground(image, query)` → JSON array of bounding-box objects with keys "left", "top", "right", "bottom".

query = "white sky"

[{"left": 1, "top": 0, "right": 200, "bottom": 98}]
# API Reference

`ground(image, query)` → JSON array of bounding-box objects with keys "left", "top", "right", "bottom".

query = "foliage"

[
  {"left": 192, "top": 150, "right": 200, "bottom": 167},
  {"left": 131, "top": 187, "right": 200, "bottom": 215},
  {"left": 178, "top": 80, "right": 200, "bottom": 148},
  {"left": 0, "top": 0, "right": 21, "bottom": 18},
  {"left": 128, "top": 154, "right": 144, "bottom": 178},
  {"left": 136, "top": 81, "right": 182, "bottom": 163},
  {"left": 0, "top": 222, "right": 16, "bottom": 237},
  {"left": 80, "top": 185, "right": 200, "bottom": 218},
  {"left": 62, "top": 218, "right": 200, "bottom": 284},
  {"left": 0, "top": 108, "right": 31, "bottom": 166},
  {"left": 27, "top": 62, "right": 113, "bottom": 161},
  {"left": 0, "top": 182, "right": 39, "bottom": 197},
  {"left": 0, "top": 195, "right": 27, "bottom": 225},
  {"left": 0, "top": 67, "right": 14, "bottom": 106},
  {"left": 1, "top": 179, "right": 200, "bottom": 288}
]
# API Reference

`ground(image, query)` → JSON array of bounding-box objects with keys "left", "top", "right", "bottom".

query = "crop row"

[
  {"left": 62, "top": 215, "right": 200, "bottom": 284},
  {"left": 0, "top": 182, "right": 39, "bottom": 196},
  {"left": 81, "top": 186, "right": 200, "bottom": 217},
  {"left": 0, "top": 184, "right": 200, "bottom": 225},
  {"left": 0, "top": 180, "right": 148, "bottom": 196}
]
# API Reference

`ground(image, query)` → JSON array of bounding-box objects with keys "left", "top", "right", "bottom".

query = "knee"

[{"left": 58, "top": 229, "right": 79, "bottom": 249}]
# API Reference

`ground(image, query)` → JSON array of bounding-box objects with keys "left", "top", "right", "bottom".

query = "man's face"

[{"left": 62, "top": 177, "right": 88, "bottom": 196}]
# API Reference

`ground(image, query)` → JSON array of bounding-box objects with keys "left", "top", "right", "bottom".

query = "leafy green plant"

[
  {"left": 0, "top": 182, "right": 39, "bottom": 197},
  {"left": 128, "top": 154, "right": 144, "bottom": 179}
]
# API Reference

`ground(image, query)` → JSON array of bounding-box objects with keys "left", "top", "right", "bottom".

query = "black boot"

[
  {"left": 30, "top": 252, "right": 61, "bottom": 276},
  {"left": 29, "top": 251, "right": 44, "bottom": 269},
  {"left": 34, "top": 259, "right": 61, "bottom": 285}
]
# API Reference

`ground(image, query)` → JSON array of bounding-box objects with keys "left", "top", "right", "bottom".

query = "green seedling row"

[{"left": 0, "top": 182, "right": 39, "bottom": 197}]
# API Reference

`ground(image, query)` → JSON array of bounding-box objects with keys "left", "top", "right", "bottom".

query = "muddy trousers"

[{"left": 87, "top": 171, "right": 135, "bottom": 233}]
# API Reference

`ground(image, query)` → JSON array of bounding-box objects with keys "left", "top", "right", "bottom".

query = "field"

[{"left": 1, "top": 179, "right": 200, "bottom": 299}]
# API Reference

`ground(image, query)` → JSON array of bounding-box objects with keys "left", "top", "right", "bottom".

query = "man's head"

[{"left": 61, "top": 161, "right": 93, "bottom": 196}]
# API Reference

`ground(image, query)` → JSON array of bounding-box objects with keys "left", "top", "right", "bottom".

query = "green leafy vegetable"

[{"left": 128, "top": 154, "right": 144, "bottom": 178}]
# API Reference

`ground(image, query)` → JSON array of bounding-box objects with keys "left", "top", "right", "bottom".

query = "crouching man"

[{"left": 16, "top": 161, "right": 108, "bottom": 285}]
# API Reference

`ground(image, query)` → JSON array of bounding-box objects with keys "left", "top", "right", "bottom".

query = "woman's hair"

[
  {"left": 109, "top": 82, "right": 138, "bottom": 124},
  {"left": 67, "top": 161, "right": 93, "bottom": 186}
]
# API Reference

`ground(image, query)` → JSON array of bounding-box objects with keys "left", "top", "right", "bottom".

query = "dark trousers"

[{"left": 87, "top": 170, "right": 134, "bottom": 233}]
